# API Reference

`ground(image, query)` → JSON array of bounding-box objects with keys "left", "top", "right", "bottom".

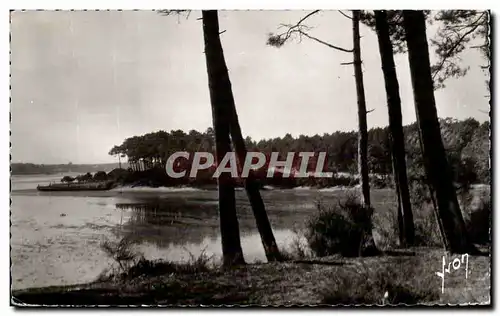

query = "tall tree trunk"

[
  {"left": 227, "top": 103, "right": 283, "bottom": 262},
  {"left": 352, "top": 10, "right": 378, "bottom": 256},
  {"left": 374, "top": 10, "right": 415, "bottom": 247},
  {"left": 200, "top": 11, "right": 281, "bottom": 262},
  {"left": 352, "top": 10, "right": 371, "bottom": 208},
  {"left": 402, "top": 10, "right": 475, "bottom": 254},
  {"left": 389, "top": 136, "right": 405, "bottom": 245},
  {"left": 202, "top": 10, "right": 245, "bottom": 266}
]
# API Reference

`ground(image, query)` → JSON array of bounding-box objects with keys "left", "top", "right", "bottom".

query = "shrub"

[
  {"left": 466, "top": 198, "right": 491, "bottom": 244},
  {"left": 332, "top": 175, "right": 359, "bottom": 187},
  {"left": 370, "top": 179, "right": 442, "bottom": 248},
  {"left": 462, "top": 189, "right": 491, "bottom": 245},
  {"left": 413, "top": 201, "right": 442, "bottom": 247},
  {"left": 93, "top": 171, "right": 108, "bottom": 181},
  {"left": 409, "top": 180, "right": 491, "bottom": 247},
  {"left": 372, "top": 207, "right": 401, "bottom": 250},
  {"left": 100, "top": 237, "right": 141, "bottom": 272},
  {"left": 100, "top": 238, "right": 214, "bottom": 281},
  {"left": 280, "top": 229, "right": 312, "bottom": 261},
  {"left": 370, "top": 175, "right": 392, "bottom": 189},
  {"left": 305, "top": 195, "right": 376, "bottom": 257},
  {"left": 107, "top": 168, "right": 130, "bottom": 182},
  {"left": 125, "top": 253, "right": 211, "bottom": 279},
  {"left": 408, "top": 180, "right": 443, "bottom": 247},
  {"left": 60, "top": 175, "right": 75, "bottom": 183}
]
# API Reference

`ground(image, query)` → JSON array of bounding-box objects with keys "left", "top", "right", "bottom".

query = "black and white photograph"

[{"left": 8, "top": 7, "right": 491, "bottom": 307}]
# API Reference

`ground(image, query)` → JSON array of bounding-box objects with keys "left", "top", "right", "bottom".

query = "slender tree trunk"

[
  {"left": 389, "top": 136, "right": 405, "bottom": 245},
  {"left": 402, "top": 10, "right": 475, "bottom": 254},
  {"left": 352, "top": 10, "right": 371, "bottom": 208},
  {"left": 199, "top": 11, "right": 281, "bottom": 262},
  {"left": 202, "top": 10, "right": 245, "bottom": 266},
  {"left": 374, "top": 10, "right": 415, "bottom": 247},
  {"left": 352, "top": 10, "right": 378, "bottom": 256},
  {"left": 227, "top": 103, "right": 283, "bottom": 262}
]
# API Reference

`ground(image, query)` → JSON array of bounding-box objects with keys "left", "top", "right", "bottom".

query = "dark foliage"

[
  {"left": 93, "top": 171, "right": 108, "bottom": 181},
  {"left": 431, "top": 10, "right": 489, "bottom": 89},
  {"left": 107, "top": 118, "right": 489, "bottom": 189},
  {"left": 360, "top": 10, "right": 489, "bottom": 89},
  {"left": 60, "top": 175, "right": 75, "bottom": 183},
  {"left": 305, "top": 195, "right": 375, "bottom": 257}
]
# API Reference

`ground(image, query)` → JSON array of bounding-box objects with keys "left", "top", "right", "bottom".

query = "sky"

[{"left": 10, "top": 10, "right": 490, "bottom": 164}]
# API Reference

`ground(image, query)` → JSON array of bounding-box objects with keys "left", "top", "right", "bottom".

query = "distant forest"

[
  {"left": 11, "top": 162, "right": 129, "bottom": 175},
  {"left": 109, "top": 117, "right": 490, "bottom": 185}
]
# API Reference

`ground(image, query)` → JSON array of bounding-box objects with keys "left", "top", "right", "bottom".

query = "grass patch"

[
  {"left": 320, "top": 257, "right": 440, "bottom": 305},
  {"left": 98, "top": 237, "right": 214, "bottom": 282},
  {"left": 123, "top": 254, "right": 212, "bottom": 279},
  {"left": 13, "top": 249, "right": 489, "bottom": 306}
]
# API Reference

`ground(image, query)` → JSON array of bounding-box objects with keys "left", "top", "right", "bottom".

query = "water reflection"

[
  {"left": 114, "top": 199, "right": 306, "bottom": 263},
  {"left": 116, "top": 199, "right": 220, "bottom": 247},
  {"left": 137, "top": 229, "right": 302, "bottom": 264}
]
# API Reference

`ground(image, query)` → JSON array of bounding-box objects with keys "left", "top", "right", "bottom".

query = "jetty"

[{"left": 36, "top": 181, "right": 114, "bottom": 192}]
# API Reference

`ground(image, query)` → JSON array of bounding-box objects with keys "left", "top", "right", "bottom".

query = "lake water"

[{"left": 12, "top": 174, "right": 375, "bottom": 290}]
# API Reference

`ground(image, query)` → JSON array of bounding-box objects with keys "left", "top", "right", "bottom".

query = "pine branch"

[
  {"left": 338, "top": 10, "right": 353, "bottom": 20},
  {"left": 298, "top": 30, "right": 353, "bottom": 53},
  {"left": 268, "top": 9, "right": 352, "bottom": 53},
  {"left": 281, "top": 10, "right": 321, "bottom": 42},
  {"left": 432, "top": 12, "right": 487, "bottom": 80}
]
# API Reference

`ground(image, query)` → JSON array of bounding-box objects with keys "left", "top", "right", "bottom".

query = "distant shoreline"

[
  {"left": 11, "top": 182, "right": 490, "bottom": 197},
  {"left": 11, "top": 162, "right": 128, "bottom": 176}
]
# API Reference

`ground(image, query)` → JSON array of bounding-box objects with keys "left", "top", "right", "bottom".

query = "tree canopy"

[{"left": 109, "top": 118, "right": 489, "bottom": 185}]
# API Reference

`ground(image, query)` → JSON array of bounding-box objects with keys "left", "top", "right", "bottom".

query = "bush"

[
  {"left": 372, "top": 207, "right": 401, "bottom": 250},
  {"left": 280, "top": 229, "right": 312, "bottom": 261},
  {"left": 408, "top": 180, "right": 443, "bottom": 247},
  {"left": 370, "top": 175, "right": 392, "bottom": 189},
  {"left": 93, "top": 171, "right": 108, "bottom": 181},
  {"left": 125, "top": 252, "right": 212, "bottom": 279},
  {"left": 100, "top": 237, "right": 214, "bottom": 281},
  {"left": 332, "top": 175, "right": 359, "bottom": 187},
  {"left": 107, "top": 168, "right": 130, "bottom": 182},
  {"left": 371, "top": 180, "right": 442, "bottom": 249},
  {"left": 461, "top": 189, "right": 491, "bottom": 245},
  {"left": 409, "top": 180, "right": 491, "bottom": 247},
  {"left": 60, "top": 175, "right": 75, "bottom": 183},
  {"left": 413, "top": 202, "right": 443, "bottom": 247},
  {"left": 100, "top": 237, "right": 141, "bottom": 272},
  {"left": 305, "top": 195, "right": 376, "bottom": 257},
  {"left": 466, "top": 198, "right": 491, "bottom": 244}
]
